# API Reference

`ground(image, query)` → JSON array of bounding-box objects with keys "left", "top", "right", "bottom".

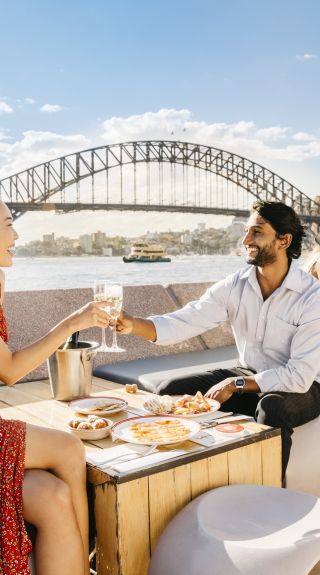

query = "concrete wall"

[{"left": 3, "top": 283, "right": 235, "bottom": 382}]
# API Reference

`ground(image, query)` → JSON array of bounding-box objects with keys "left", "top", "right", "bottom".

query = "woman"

[
  {"left": 303, "top": 234, "right": 320, "bottom": 279},
  {"left": 0, "top": 201, "right": 109, "bottom": 575}
]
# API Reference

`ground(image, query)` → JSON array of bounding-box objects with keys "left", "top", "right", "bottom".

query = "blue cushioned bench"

[{"left": 93, "top": 345, "right": 238, "bottom": 394}]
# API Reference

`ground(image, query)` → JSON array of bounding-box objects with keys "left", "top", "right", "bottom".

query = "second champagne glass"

[
  {"left": 105, "top": 283, "right": 126, "bottom": 353},
  {"left": 93, "top": 280, "right": 111, "bottom": 352}
]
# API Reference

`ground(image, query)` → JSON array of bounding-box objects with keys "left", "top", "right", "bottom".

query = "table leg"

[{"left": 95, "top": 477, "right": 150, "bottom": 575}]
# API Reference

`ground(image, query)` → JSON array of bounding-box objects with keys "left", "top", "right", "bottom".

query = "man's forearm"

[
  {"left": 132, "top": 317, "right": 157, "bottom": 342},
  {"left": 243, "top": 377, "right": 261, "bottom": 393}
]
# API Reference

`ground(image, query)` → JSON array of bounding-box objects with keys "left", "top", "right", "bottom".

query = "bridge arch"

[{"left": 0, "top": 140, "right": 319, "bottom": 226}]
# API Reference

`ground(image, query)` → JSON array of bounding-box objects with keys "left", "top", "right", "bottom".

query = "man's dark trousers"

[{"left": 158, "top": 367, "right": 320, "bottom": 479}]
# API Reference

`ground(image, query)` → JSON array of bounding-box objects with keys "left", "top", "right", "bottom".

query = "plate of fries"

[{"left": 111, "top": 415, "right": 201, "bottom": 445}]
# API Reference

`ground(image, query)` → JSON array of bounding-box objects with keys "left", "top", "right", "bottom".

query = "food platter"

[
  {"left": 111, "top": 415, "right": 201, "bottom": 446},
  {"left": 69, "top": 396, "right": 128, "bottom": 416},
  {"left": 143, "top": 392, "right": 220, "bottom": 419},
  {"left": 171, "top": 395, "right": 220, "bottom": 418}
]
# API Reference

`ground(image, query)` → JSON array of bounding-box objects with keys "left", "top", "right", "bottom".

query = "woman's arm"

[
  {"left": 0, "top": 270, "right": 4, "bottom": 304},
  {"left": 0, "top": 301, "right": 109, "bottom": 386}
]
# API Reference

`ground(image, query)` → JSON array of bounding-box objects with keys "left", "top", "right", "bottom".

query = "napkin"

[
  {"left": 192, "top": 427, "right": 253, "bottom": 447},
  {"left": 195, "top": 410, "right": 233, "bottom": 423},
  {"left": 111, "top": 449, "right": 186, "bottom": 472},
  {"left": 86, "top": 444, "right": 147, "bottom": 467},
  {"left": 86, "top": 445, "right": 187, "bottom": 473}
]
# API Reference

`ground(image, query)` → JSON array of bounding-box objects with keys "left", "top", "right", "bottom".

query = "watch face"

[{"left": 235, "top": 377, "right": 245, "bottom": 392}]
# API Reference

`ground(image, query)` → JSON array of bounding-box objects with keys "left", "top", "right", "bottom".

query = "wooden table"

[{"left": 0, "top": 377, "right": 281, "bottom": 575}]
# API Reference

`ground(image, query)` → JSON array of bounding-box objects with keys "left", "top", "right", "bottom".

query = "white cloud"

[
  {"left": 25, "top": 97, "right": 36, "bottom": 104},
  {"left": 41, "top": 103, "right": 63, "bottom": 113},
  {"left": 256, "top": 126, "right": 289, "bottom": 141},
  {"left": 0, "top": 130, "right": 90, "bottom": 178},
  {"left": 296, "top": 53, "right": 318, "bottom": 61},
  {"left": 292, "top": 131, "right": 315, "bottom": 141},
  {"left": 100, "top": 108, "right": 320, "bottom": 164},
  {"left": 0, "top": 129, "right": 12, "bottom": 141},
  {"left": 0, "top": 101, "right": 14, "bottom": 114},
  {"left": 101, "top": 108, "right": 192, "bottom": 142}
]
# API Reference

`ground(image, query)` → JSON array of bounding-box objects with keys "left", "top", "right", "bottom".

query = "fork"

[
  {"left": 200, "top": 421, "right": 219, "bottom": 429},
  {"left": 99, "top": 444, "right": 158, "bottom": 468}
]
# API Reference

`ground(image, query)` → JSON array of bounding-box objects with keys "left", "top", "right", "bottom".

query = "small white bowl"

[{"left": 67, "top": 418, "right": 112, "bottom": 440}]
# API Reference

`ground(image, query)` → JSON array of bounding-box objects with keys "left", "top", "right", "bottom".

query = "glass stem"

[
  {"left": 101, "top": 327, "right": 107, "bottom": 347},
  {"left": 112, "top": 318, "right": 118, "bottom": 348}
]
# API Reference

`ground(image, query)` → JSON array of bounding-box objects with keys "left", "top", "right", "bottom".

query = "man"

[{"left": 115, "top": 201, "right": 320, "bottom": 477}]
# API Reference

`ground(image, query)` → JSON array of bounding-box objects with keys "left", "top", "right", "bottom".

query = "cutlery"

[
  {"left": 200, "top": 415, "right": 254, "bottom": 429},
  {"left": 200, "top": 421, "right": 219, "bottom": 429},
  {"left": 99, "top": 444, "right": 158, "bottom": 468}
]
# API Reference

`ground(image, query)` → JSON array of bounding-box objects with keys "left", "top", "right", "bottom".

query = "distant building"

[
  {"left": 92, "top": 231, "right": 106, "bottom": 248},
  {"left": 229, "top": 217, "right": 246, "bottom": 237},
  {"left": 145, "top": 231, "right": 157, "bottom": 240},
  {"left": 102, "top": 247, "right": 113, "bottom": 256},
  {"left": 43, "top": 233, "right": 55, "bottom": 245},
  {"left": 232, "top": 216, "right": 246, "bottom": 227},
  {"left": 181, "top": 232, "right": 192, "bottom": 245},
  {"left": 79, "top": 234, "right": 93, "bottom": 253},
  {"left": 197, "top": 222, "right": 206, "bottom": 232}
]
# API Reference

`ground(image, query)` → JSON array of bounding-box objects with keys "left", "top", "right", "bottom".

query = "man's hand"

[
  {"left": 113, "top": 311, "right": 135, "bottom": 334},
  {"left": 110, "top": 311, "right": 157, "bottom": 341},
  {"left": 205, "top": 377, "right": 236, "bottom": 404}
]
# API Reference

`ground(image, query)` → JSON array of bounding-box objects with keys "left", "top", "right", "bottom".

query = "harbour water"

[{"left": 5, "top": 255, "right": 245, "bottom": 292}]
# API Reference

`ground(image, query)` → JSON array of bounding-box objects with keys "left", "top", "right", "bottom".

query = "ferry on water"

[{"left": 123, "top": 242, "right": 171, "bottom": 263}]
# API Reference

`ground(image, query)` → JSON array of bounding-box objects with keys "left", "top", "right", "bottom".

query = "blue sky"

[{"left": 0, "top": 0, "right": 319, "bottom": 241}]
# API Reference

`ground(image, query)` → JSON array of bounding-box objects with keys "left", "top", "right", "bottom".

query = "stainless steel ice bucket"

[{"left": 47, "top": 341, "right": 99, "bottom": 401}]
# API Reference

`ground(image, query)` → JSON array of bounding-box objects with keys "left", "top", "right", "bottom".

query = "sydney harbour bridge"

[{"left": 0, "top": 140, "right": 319, "bottom": 232}]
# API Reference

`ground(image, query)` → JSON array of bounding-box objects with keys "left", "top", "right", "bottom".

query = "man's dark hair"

[{"left": 251, "top": 200, "right": 306, "bottom": 260}]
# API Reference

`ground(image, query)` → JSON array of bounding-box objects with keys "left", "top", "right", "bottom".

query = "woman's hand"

[{"left": 68, "top": 301, "right": 110, "bottom": 332}]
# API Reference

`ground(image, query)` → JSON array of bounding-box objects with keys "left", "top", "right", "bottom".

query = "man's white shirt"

[{"left": 149, "top": 262, "right": 320, "bottom": 393}]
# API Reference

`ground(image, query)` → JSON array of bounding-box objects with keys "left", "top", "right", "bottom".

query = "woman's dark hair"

[{"left": 251, "top": 200, "right": 306, "bottom": 260}]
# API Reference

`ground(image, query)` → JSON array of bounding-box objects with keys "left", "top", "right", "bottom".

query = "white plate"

[
  {"left": 69, "top": 396, "right": 128, "bottom": 416},
  {"left": 111, "top": 415, "right": 201, "bottom": 446},
  {"left": 143, "top": 396, "right": 220, "bottom": 419},
  {"left": 68, "top": 418, "right": 112, "bottom": 440}
]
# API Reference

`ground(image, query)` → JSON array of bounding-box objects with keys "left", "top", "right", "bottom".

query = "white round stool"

[{"left": 148, "top": 485, "right": 320, "bottom": 575}]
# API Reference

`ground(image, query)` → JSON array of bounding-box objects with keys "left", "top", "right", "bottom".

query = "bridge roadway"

[{"left": 6, "top": 202, "right": 320, "bottom": 225}]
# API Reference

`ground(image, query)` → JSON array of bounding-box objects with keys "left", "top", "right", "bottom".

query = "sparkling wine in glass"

[
  {"left": 93, "top": 280, "right": 111, "bottom": 352},
  {"left": 105, "top": 283, "right": 126, "bottom": 353}
]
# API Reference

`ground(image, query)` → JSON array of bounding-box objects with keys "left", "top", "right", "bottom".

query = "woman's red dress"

[{"left": 0, "top": 302, "right": 32, "bottom": 574}]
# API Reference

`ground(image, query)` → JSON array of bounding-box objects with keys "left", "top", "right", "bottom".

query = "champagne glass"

[
  {"left": 93, "top": 280, "right": 111, "bottom": 352},
  {"left": 105, "top": 283, "right": 126, "bottom": 353}
]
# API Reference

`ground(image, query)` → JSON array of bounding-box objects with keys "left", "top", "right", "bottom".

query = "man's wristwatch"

[{"left": 234, "top": 376, "right": 246, "bottom": 394}]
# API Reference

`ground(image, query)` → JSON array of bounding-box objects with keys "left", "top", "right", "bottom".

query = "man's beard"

[{"left": 245, "top": 241, "right": 277, "bottom": 267}]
